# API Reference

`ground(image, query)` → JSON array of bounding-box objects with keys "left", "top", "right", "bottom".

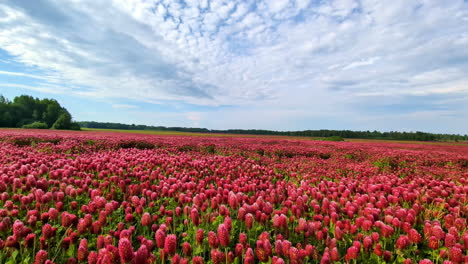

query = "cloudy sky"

[{"left": 1, "top": 0, "right": 467, "bottom": 133}]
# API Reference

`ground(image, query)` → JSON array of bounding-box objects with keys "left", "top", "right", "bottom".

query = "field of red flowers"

[{"left": 0, "top": 129, "right": 466, "bottom": 264}]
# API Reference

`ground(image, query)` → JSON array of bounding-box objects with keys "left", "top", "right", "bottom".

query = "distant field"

[{"left": 81, "top": 128, "right": 468, "bottom": 146}]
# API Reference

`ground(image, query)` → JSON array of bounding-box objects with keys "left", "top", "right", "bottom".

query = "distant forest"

[
  {"left": 78, "top": 121, "right": 468, "bottom": 142},
  {"left": 0, "top": 95, "right": 80, "bottom": 130}
]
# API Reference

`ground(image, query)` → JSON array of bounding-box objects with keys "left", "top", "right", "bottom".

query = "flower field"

[{"left": 0, "top": 129, "right": 466, "bottom": 264}]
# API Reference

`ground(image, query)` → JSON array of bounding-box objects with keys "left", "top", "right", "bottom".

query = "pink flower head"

[
  {"left": 34, "top": 250, "right": 48, "bottom": 264},
  {"left": 77, "top": 239, "right": 88, "bottom": 262},
  {"left": 135, "top": 245, "right": 149, "bottom": 264},
  {"left": 345, "top": 246, "right": 359, "bottom": 261},
  {"left": 396, "top": 235, "right": 410, "bottom": 250},
  {"left": 182, "top": 242, "right": 192, "bottom": 257},
  {"left": 156, "top": 229, "right": 166, "bottom": 249},
  {"left": 217, "top": 224, "right": 230, "bottom": 247},
  {"left": 330, "top": 247, "right": 340, "bottom": 261},
  {"left": 245, "top": 213, "right": 254, "bottom": 230},
  {"left": 164, "top": 234, "right": 177, "bottom": 256},
  {"left": 196, "top": 229, "right": 204, "bottom": 245},
  {"left": 449, "top": 247, "right": 462, "bottom": 263},
  {"left": 192, "top": 256, "right": 204, "bottom": 264},
  {"left": 118, "top": 238, "right": 133, "bottom": 263},
  {"left": 141, "top": 213, "right": 151, "bottom": 226},
  {"left": 208, "top": 231, "right": 219, "bottom": 248},
  {"left": 428, "top": 236, "right": 440, "bottom": 250},
  {"left": 190, "top": 208, "right": 199, "bottom": 226},
  {"left": 408, "top": 229, "right": 422, "bottom": 244}
]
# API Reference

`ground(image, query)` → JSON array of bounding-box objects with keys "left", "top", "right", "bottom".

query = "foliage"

[
  {"left": 22, "top": 121, "right": 49, "bottom": 129},
  {"left": 52, "top": 112, "right": 72, "bottom": 129},
  {"left": 0, "top": 94, "right": 80, "bottom": 130},
  {"left": 322, "top": 136, "right": 345, "bottom": 141}
]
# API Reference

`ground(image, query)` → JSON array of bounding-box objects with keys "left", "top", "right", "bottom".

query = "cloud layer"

[{"left": 0, "top": 0, "right": 467, "bottom": 133}]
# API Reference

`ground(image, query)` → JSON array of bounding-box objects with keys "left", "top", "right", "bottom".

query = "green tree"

[
  {"left": 42, "top": 100, "right": 63, "bottom": 127},
  {"left": 52, "top": 111, "right": 72, "bottom": 129}
]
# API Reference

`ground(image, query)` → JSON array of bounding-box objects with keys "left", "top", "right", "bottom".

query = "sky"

[{"left": 0, "top": 0, "right": 467, "bottom": 134}]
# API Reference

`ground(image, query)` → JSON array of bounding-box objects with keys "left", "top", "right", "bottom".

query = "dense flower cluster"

[{"left": 0, "top": 129, "right": 467, "bottom": 263}]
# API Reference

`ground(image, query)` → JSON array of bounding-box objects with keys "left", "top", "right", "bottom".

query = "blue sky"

[{"left": 0, "top": 0, "right": 467, "bottom": 134}]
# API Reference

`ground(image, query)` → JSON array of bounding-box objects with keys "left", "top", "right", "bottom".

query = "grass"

[{"left": 81, "top": 128, "right": 324, "bottom": 140}]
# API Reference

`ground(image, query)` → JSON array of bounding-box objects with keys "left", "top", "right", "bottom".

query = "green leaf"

[
  {"left": 67, "top": 244, "right": 76, "bottom": 257},
  {"left": 11, "top": 250, "right": 18, "bottom": 261}
]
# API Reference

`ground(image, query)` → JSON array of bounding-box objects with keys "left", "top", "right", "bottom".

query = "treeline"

[
  {"left": 78, "top": 121, "right": 468, "bottom": 142},
  {"left": 0, "top": 95, "right": 80, "bottom": 130}
]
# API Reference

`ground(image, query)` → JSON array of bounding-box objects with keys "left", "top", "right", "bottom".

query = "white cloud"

[
  {"left": 112, "top": 104, "right": 139, "bottom": 109},
  {"left": 0, "top": 70, "right": 48, "bottom": 80}
]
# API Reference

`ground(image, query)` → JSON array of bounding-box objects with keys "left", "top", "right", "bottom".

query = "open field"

[
  {"left": 82, "top": 128, "right": 468, "bottom": 146},
  {"left": 0, "top": 129, "right": 467, "bottom": 263}
]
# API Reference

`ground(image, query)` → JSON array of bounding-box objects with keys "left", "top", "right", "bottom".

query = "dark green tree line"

[{"left": 77, "top": 121, "right": 468, "bottom": 142}]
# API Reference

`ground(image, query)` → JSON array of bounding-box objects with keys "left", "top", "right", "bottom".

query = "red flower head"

[
  {"left": 24, "top": 233, "right": 36, "bottom": 248},
  {"left": 428, "top": 236, "right": 440, "bottom": 250},
  {"left": 371, "top": 232, "right": 380, "bottom": 243},
  {"left": 396, "top": 235, "right": 410, "bottom": 250},
  {"left": 34, "top": 250, "right": 48, "bottom": 264},
  {"left": 192, "top": 256, "right": 204, "bottom": 264},
  {"left": 13, "top": 220, "right": 25, "bottom": 238},
  {"left": 164, "top": 234, "right": 177, "bottom": 256},
  {"left": 77, "top": 219, "right": 88, "bottom": 234},
  {"left": 345, "top": 246, "right": 359, "bottom": 261},
  {"left": 77, "top": 239, "right": 88, "bottom": 262},
  {"left": 224, "top": 217, "right": 232, "bottom": 232},
  {"left": 275, "top": 240, "right": 284, "bottom": 256},
  {"left": 449, "top": 247, "right": 462, "bottom": 263},
  {"left": 463, "top": 233, "right": 468, "bottom": 250},
  {"left": 190, "top": 208, "right": 199, "bottom": 226},
  {"left": 384, "top": 251, "right": 392, "bottom": 262},
  {"left": 431, "top": 225, "right": 445, "bottom": 240},
  {"left": 5, "top": 235, "right": 18, "bottom": 248},
  {"left": 235, "top": 243, "right": 244, "bottom": 257},
  {"left": 362, "top": 220, "right": 373, "bottom": 231},
  {"left": 208, "top": 231, "right": 219, "bottom": 248},
  {"left": 135, "top": 245, "right": 149, "bottom": 264},
  {"left": 239, "top": 233, "right": 247, "bottom": 246},
  {"left": 172, "top": 254, "right": 181, "bottom": 264},
  {"left": 374, "top": 244, "right": 383, "bottom": 257},
  {"left": 228, "top": 192, "right": 238, "bottom": 209},
  {"left": 118, "top": 238, "right": 133, "bottom": 263},
  {"left": 381, "top": 225, "right": 394, "bottom": 238},
  {"left": 330, "top": 247, "right": 340, "bottom": 261},
  {"left": 196, "top": 229, "right": 204, "bottom": 245},
  {"left": 156, "top": 229, "right": 166, "bottom": 249},
  {"left": 363, "top": 236, "right": 373, "bottom": 251},
  {"left": 245, "top": 213, "right": 254, "bottom": 230},
  {"left": 141, "top": 213, "right": 151, "bottom": 226},
  {"left": 444, "top": 233, "right": 456, "bottom": 248},
  {"left": 418, "top": 259, "right": 434, "bottom": 264},
  {"left": 182, "top": 242, "right": 192, "bottom": 257},
  {"left": 408, "top": 229, "right": 422, "bottom": 244},
  {"left": 289, "top": 247, "right": 300, "bottom": 262},
  {"left": 211, "top": 249, "right": 225, "bottom": 264},
  {"left": 256, "top": 240, "right": 270, "bottom": 262},
  {"left": 218, "top": 224, "right": 230, "bottom": 247},
  {"left": 88, "top": 251, "right": 98, "bottom": 264}
]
